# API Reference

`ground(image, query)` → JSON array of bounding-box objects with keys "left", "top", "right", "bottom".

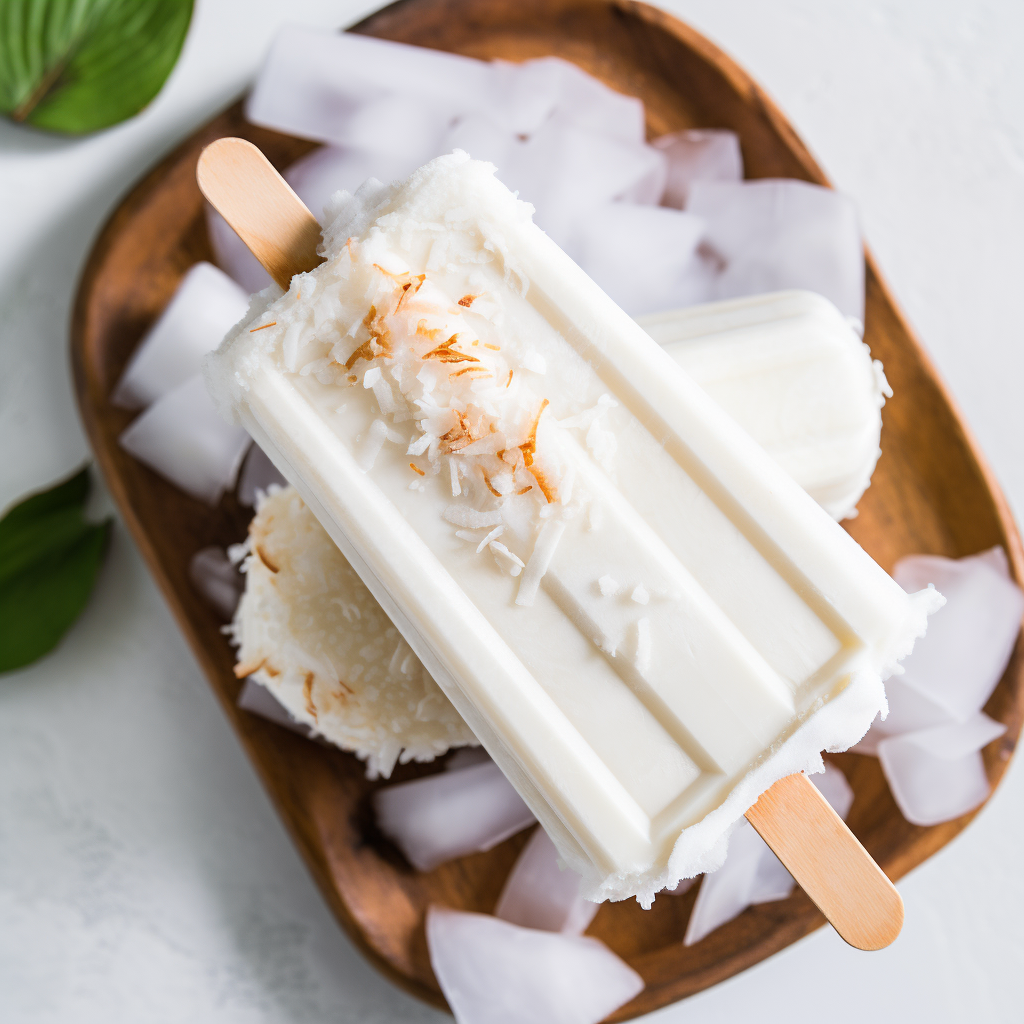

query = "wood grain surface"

[{"left": 70, "top": 0, "right": 1024, "bottom": 1018}]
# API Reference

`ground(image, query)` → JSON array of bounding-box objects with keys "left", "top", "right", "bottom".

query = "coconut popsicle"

[
  {"left": 201, "top": 146, "right": 938, "bottom": 916},
  {"left": 639, "top": 291, "right": 888, "bottom": 520}
]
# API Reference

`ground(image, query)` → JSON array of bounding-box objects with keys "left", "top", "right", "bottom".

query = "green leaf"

[
  {"left": 0, "top": 466, "right": 113, "bottom": 674},
  {"left": 0, "top": 521, "right": 112, "bottom": 673},
  {"left": 0, "top": 463, "right": 90, "bottom": 531},
  {"left": 0, "top": 506, "right": 95, "bottom": 586},
  {"left": 0, "top": 0, "right": 194, "bottom": 135},
  {"left": 0, "top": 464, "right": 90, "bottom": 581}
]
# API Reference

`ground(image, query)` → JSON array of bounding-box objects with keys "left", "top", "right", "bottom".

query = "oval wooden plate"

[{"left": 71, "top": 0, "right": 1024, "bottom": 1017}]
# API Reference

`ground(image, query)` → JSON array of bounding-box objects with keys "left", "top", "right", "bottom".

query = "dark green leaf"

[
  {"left": 0, "top": 507, "right": 94, "bottom": 587},
  {"left": 0, "top": 464, "right": 90, "bottom": 530},
  {"left": 0, "top": 465, "right": 91, "bottom": 581},
  {"left": 0, "top": 466, "right": 113, "bottom": 674},
  {"left": 0, "top": 0, "right": 194, "bottom": 135},
  {"left": 0, "top": 520, "right": 112, "bottom": 673}
]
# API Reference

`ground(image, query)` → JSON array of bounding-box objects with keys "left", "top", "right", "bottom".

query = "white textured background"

[{"left": 1, "top": 1, "right": 1021, "bottom": 1020}]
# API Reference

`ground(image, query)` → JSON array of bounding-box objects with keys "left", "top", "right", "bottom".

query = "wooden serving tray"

[{"left": 71, "top": 0, "right": 1024, "bottom": 1017}]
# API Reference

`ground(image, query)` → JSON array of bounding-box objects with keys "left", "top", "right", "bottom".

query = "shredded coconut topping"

[
  {"left": 281, "top": 234, "right": 613, "bottom": 598},
  {"left": 331, "top": 258, "right": 568, "bottom": 528}
]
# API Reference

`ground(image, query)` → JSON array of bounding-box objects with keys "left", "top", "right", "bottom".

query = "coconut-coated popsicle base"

[
  {"left": 746, "top": 772, "right": 903, "bottom": 949},
  {"left": 196, "top": 136, "right": 903, "bottom": 950}
]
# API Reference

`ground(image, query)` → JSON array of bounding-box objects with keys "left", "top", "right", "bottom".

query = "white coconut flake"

[
  {"left": 594, "top": 629, "right": 619, "bottom": 658},
  {"left": 597, "top": 575, "right": 620, "bottom": 597},
  {"left": 373, "top": 376, "right": 397, "bottom": 413},
  {"left": 362, "top": 365, "right": 397, "bottom": 414},
  {"left": 559, "top": 462, "right": 576, "bottom": 505},
  {"left": 476, "top": 525, "right": 504, "bottom": 553},
  {"left": 458, "top": 434, "right": 505, "bottom": 456},
  {"left": 631, "top": 585, "right": 649, "bottom": 605},
  {"left": 226, "top": 539, "right": 250, "bottom": 565},
  {"left": 560, "top": 394, "right": 618, "bottom": 431},
  {"left": 490, "top": 540, "right": 525, "bottom": 576},
  {"left": 516, "top": 519, "right": 567, "bottom": 606},
  {"left": 388, "top": 639, "right": 413, "bottom": 676},
  {"left": 282, "top": 321, "right": 305, "bottom": 372},
  {"left": 408, "top": 432, "right": 433, "bottom": 456},
  {"left": 683, "top": 821, "right": 764, "bottom": 946},
  {"left": 877, "top": 725, "right": 1002, "bottom": 827},
  {"left": 847, "top": 548, "right": 1019, "bottom": 823},
  {"left": 358, "top": 418, "right": 389, "bottom": 471},
  {"left": 491, "top": 470, "right": 515, "bottom": 496},
  {"left": 892, "top": 548, "right": 1023, "bottom": 721},
  {"left": 444, "top": 505, "right": 504, "bottom": 528}
]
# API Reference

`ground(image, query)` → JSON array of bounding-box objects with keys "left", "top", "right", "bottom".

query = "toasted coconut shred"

[{"left": 231, "top": 486, "right": 477, "bottom": 778}]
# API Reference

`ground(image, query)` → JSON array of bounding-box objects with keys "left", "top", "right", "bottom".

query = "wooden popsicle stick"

[
  {"left": 746, "top": 772, "right": 903, "bottom": 950},
  {"left": 197, "top": 138, "right": 904, "bottom": 953},
  {"left": 196, "top": 137, "right": 323, "bottom": 289}
]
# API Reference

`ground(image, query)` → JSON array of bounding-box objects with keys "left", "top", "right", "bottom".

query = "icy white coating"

[
  {"left": 230, "top": 485, "right": 477, "bottom": 778},
  {"left": 639, "top": 290, "right": 889, "bottom": 520},
  {"left": 205, "top": 153, "right": 940, "bottom": 906}
]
